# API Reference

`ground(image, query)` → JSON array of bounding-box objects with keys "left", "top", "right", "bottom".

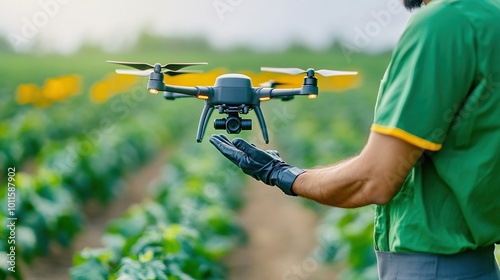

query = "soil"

[
  {"left": 21, "top": 151, "right": 337, "bottom": 280},
  {"left": 224, "top": 180, "right": 337, "bottom": 280}
]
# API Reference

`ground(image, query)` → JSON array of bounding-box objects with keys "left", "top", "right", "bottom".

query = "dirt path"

[
  {"left": 23, "top": 151, "right": 169, "bottom": 280},
  {"left": 225, "top": 180, "right": 338, "bottom": 280}
]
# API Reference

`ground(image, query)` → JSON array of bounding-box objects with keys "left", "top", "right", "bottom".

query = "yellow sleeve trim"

[{"left": 371, "top": 124, "right": 442, "bottom": 151}]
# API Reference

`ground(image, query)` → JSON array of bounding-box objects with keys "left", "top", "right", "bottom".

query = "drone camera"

[{"left": 214, "top": 115, "right": 252, "bottom": 134}]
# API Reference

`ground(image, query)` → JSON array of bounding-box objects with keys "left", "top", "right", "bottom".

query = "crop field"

[
  {"left": 1, "top": 36, "right": 497, "bottom": 280},
  {"left": 0, "top": 37, "right": 398, "bottom": 280}
]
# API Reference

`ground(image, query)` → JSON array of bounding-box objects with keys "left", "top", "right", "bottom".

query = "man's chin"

[{"left": 403, "top": 0, "right": 424, "bottom": 10}]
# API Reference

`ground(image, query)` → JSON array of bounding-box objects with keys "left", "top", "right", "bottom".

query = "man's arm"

[
  {"left": 209, "top": 133, "right": 424, "bottom": 207},
  {"left": 292, "top": 132, "right": 423, "bottom": 208}
]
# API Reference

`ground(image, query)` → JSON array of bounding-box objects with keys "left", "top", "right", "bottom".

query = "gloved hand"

[{"left": 209, "top": 134, "right": 305, "bottom": 196}]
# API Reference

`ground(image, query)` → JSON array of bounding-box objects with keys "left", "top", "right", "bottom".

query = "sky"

[{"left": 0, "top": 0, "right": 413, "bottom": 54}]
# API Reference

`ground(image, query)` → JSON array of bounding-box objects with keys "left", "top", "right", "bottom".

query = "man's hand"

[{"left": 209, "top": 134, "right": 304, "bottom": 196}]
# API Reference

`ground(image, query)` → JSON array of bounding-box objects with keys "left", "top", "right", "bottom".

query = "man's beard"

[{"left": 403, "top": 0, "right": 424, "bottom": 10}]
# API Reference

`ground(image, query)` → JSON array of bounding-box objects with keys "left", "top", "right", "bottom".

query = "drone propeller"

[
  {"left": 259, "top": 80, "right": 289, "bottom": 88},
  {"left": 115, "top": 69, "right": 202, "bottom": 77},
  {"left": 106, "top": 60, "right": 208, "bottom": 71},
  {"left": 261, "top": 67, "right": 358, "bottom": 77}
]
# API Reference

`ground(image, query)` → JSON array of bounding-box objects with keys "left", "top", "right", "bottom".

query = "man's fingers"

[
  {"left": 267, "top": 150, "right": 280, "bottom": 157},
  {"left": 266, "top": 150, "right": 283, "bottom": 161},
  {"left": 232, "top": 138, "right": 262, "bottom": 159},
  {"left": 209, "top": 134, "right": 246, "bottom": 166},
  {"left": 209, "top": 134, "right": 237, "bottom": 155},
  {"left": 212, "top": 134, "right": 233, "bottom": 146}
]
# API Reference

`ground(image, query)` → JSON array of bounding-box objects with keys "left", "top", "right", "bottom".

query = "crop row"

[
  {"left": 70, "top": 144, "right": 246, "bottom": 280},
  {"left": 0, "top": 119, "right": 169, "bottom": 279}
]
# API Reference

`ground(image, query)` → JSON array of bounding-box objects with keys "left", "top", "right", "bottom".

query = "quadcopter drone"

[{"left": 107, "top": 60, "right": 358, "bottom": 143}]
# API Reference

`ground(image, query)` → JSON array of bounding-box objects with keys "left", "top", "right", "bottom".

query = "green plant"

[{"left": 71, "top": 145, "right": 247, "bottom": 280}]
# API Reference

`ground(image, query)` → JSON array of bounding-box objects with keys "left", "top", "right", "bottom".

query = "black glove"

[{"left": 209, "top": 134, "right": 305, "bottom": 196}]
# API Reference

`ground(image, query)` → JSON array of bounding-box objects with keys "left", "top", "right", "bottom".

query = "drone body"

[
  {"left": 210, "top": 74, "right": 258, "bottom": 107},
  {"left": 107, "top": 60, "right": 357, "bottom": 143}
]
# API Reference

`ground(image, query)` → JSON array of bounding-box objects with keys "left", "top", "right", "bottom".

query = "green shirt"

[{"left": 372, "top": 0, "right": 500, "bottom": 254}]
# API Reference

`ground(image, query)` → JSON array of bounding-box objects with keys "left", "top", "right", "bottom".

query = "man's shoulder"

[
  {"left": 408, "top": 0, "right": 500, "bottom": 31},
  {"left": 406, "top": 0, "right": 471, "bottom": 32}
]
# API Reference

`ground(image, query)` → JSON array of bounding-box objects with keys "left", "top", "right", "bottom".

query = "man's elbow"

[
  {"left": 370, "top": 192, "right": 394, "bottom": 206},
  {"left": 363, "top": 178, "right": 401, "bottom": 205}
]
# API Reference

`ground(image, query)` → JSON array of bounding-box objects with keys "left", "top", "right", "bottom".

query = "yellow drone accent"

[
  {"left": 164, "top": 68, "right": 227, "bottom": 86},
  {"left": 90, "top": 73, "right": 140, "bottom": 103}
]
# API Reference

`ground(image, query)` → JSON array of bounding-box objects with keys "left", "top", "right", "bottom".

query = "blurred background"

[{"left": 1, "top": 1, "right": 497, "bottom": 280}]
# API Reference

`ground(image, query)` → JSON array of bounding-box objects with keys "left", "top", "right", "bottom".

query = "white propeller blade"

[
  {"left": 115, "top": 69, "right": 153, "bottom": 76},
  {"left": 261, "top": 67, "right": 306, "bottom": 75},
  {"left": 315, "top": 69, "right": 358, "bottom": 77},
  {"left": 261, "top": 67, "right": 358, "bottom": 77}
]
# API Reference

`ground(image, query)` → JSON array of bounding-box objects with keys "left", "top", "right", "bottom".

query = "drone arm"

[
  {"left": 164, "top": 85, "right": 212, "bottom": 98},
  {"left": 196, "top": 104, "right": 214, "bottom": 143},
  {"left": 256, "top": 88, "right": 313, "bottom": 99},
  {"left": 254, "top": 106, "right": 269, "bottom": 144},
  {"left": 269, "top": 88, "right": 302, "bottom": 97},
  {"left": 148, "top": 71, "right": 212, "bottom": 98},
  {"left": 163, "top": 92, "right": 195, "bottom": 100},
  {"left": 256, "top": 74, "right": 318, "bottom": 99}
]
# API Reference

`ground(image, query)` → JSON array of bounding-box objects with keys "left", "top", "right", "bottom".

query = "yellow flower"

[
  {"left": 42, "top": 75, "right": 81, "bottom": 101},
  {"left": 16, "top": 84, "right": 41, "bottom": 105}
]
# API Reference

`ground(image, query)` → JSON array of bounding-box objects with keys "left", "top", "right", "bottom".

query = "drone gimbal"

[{"left": 107, "top": 61, "right": 358, "bottom": 143}]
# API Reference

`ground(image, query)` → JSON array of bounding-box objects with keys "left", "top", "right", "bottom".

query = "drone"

[{"left": 107, "top": 60, "right": 358, "bottom": 144}]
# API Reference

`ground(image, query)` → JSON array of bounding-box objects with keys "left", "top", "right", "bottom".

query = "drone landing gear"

[
  {"left": 196, "top": 104, "right": 214, "bottom": 143},
  {"left": 253, "top": 106, "right": 269, "bottom": 144},
  {"left": 195, "top": 104, "right": 270, "bottom": 144}
]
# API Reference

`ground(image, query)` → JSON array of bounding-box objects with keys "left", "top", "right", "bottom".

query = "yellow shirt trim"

[{"left": 371, "top": 124, "right": 442, "bottom": 151}]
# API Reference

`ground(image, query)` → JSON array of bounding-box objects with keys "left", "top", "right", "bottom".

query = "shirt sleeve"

[{"left": 372, "top": 3, "right": 476, "bottom": 151}]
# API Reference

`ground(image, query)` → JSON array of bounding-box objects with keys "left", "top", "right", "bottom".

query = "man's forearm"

[
  {"left": 291, "top": 156, "right": 375, "bottom": 208},
  {"left": 291, "top": 132, "right": 423, "bottom": 208}
]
